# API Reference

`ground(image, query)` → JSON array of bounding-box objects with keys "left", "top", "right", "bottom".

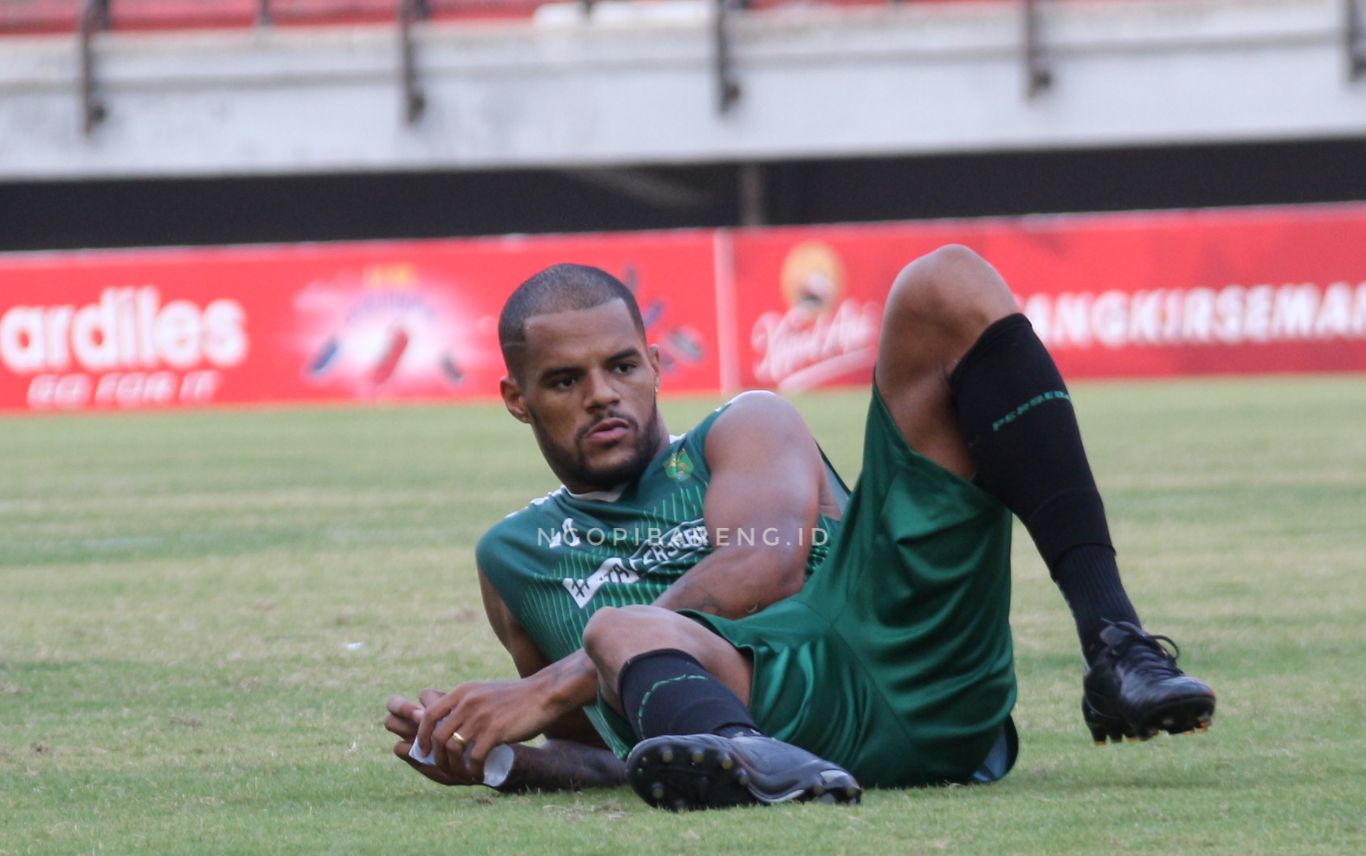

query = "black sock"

[
  {"left": 950, "top": 313, "right": 1140, "bottom": 663},
  {"left": 617, "top": 649, "right": 759, "bottom": 740},
  {"left": 1053, "top": 544, "right": 1141, "bottom": 665}
]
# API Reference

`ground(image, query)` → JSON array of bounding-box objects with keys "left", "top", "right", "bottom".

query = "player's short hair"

[{"left": 499, "top": 264, "right": 646, "bottom": 381}]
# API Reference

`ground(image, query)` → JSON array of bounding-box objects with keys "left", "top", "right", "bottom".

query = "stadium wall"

[
  {"left": 2, "top": 203, "right": 1365, "bottom": 413},
  {"left": 2, "top": 0, "right": 1362, "bottom": 180}
]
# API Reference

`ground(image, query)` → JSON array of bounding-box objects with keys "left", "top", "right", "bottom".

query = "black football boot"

[
  {"left": 1083, "top": 621, "right": 1216, "bottom": 744},
  {"left": 626, "top": 733, "right": 862, "bottom": 810}
]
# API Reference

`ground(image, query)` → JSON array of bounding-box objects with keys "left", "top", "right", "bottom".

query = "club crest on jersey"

[
  {"left": 665, "top": 448, "right": 694, "bottom": 481},
  {"left": 563, "top": 558, "right": 641, "bottom": 608}
]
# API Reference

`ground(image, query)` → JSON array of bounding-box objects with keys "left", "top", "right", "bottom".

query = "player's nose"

[{"left": 582, "top": 369, "right": 621, "bottom": 409}]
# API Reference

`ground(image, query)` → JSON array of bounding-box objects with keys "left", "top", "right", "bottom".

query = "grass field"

[{"left": 3, "top": 376, "right": 1364, "bottom": 855}]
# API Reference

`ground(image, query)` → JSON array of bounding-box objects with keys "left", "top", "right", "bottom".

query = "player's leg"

[
  {"left": 582, "top": 605, "right": 860, "bottom": 809},
  {"left": 877, "top": 244, "right": 1143, "bottom": 655},
  {"left": 874, "top": 243, "right": 1018, "bottom": 478},
  {"left": 582, "top": 604, "right": 755, "bottom": 715},
  {"left": 877, "top": 244, "right": 1214, "bottom": 741}
]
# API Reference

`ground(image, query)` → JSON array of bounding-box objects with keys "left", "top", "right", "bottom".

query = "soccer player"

[
  {"left": 383, "top": 262, "right": 850, "bottom": 791},
  {"left": 385, "top": 249, "right": 1215, "bottom": 803}
]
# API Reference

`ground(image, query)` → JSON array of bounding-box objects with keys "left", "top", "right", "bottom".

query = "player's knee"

[
  {"left": 886, "top": 244, "right": 1016, "bottom": 338},
  {"left": 582, "top": 605, "right": 660, "bottom": 664},
  {"left": 581, "top": 606, "right": 620, "bottom": 660}
]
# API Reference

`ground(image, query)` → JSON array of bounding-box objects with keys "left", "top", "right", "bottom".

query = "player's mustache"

[{"left": 578, "top": 411, "right": 637, "bottom": 442}]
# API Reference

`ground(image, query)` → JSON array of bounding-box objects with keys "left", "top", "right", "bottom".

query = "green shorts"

[{"left": 687, "top": 387, "right": 1018, "bottom": 787}]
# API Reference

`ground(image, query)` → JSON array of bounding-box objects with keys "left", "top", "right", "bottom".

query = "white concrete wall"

[{"left": 0, "top": 0, "right": 1361, "bottom": 179}]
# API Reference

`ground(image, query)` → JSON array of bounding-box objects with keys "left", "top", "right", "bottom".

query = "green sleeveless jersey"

[{"left": 476, "top": 400, "right": 842, "bottom": 757}]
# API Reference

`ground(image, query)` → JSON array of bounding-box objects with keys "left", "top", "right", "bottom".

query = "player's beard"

[{"left": 529, "top": 405, "right": 664, "bottom": 492}]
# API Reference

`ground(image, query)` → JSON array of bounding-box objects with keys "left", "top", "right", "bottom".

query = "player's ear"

[
  {"left": 500, "top": 376, "right": 531, "bottom": 423},
  {"left": 647, "top": 344, "right": 662, "bottom": 388}
]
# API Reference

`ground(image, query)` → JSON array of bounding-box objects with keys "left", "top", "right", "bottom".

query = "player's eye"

[
  {"left": 613, "top": 362, "right": 637, "bottom": 375},
  {"left": 549, "top": 375, "right": 577, "bottom": 390}
]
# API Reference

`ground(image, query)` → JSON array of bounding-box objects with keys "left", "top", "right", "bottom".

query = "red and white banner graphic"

[
  {"left": 729, "top": 206, "right": 1366, "bottom": 384},
  {"left": 2, "top": 204, "right": 1364, "bottom": 413},
  {"left": 973, "top": 206, "right": 1366, "bottom": 378},
  {"left": 0, "top": 233, "right": 719, "bottom": 412}
]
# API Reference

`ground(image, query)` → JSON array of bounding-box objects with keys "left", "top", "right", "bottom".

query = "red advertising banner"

[
  {"left": 728, "top": 205, "right": 1366, "bottom": 387},
  {"left": 728, "top": 224, "right": 950, "bottom": 392},
  {"left": 0, "top": 232, "right": 721, "bottom": 412},
  {"left": 3, "top": 204, "right": 1364, "bottom": 413}
]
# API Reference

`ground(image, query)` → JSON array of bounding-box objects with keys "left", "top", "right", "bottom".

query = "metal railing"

[
  {"left": 715, "top": 0, "right": 742, "bottom": 114},
  {"left": 1023, "top": 0, "right": 1051, "bottom": 98},
  {"left": 79, "top": 0, "right": 110, "bottom": 134},
  {"left": 399, "top": 0, "right": 428, "bottom": 124},
  {"left": 1349, "top": 0, "right": 1366, "bottom": 80},
  {"left": 53, "top": 0, "right": 1363, "bottom": 138}
]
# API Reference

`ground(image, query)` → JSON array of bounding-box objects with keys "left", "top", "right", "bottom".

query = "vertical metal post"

[
  {"left": 714, "top": 0, "right": 741, "bottom": 114},
  {"left": 1023, "top": 0, "right": 1052, "bottom": 98},
  {"left": 256, "top": 0, "right": 272, "bottom": 27},
  {"left": 79, "top": 0, "right": 111, "bottom": 135},
  {"left": 399, "top": 0, "right": 427, "bottom": 124},
  {"left": 1348, "top": 0, "right": 1366, "bottom": 80},
  {"left": 738, "top": 163, "right": 765, "bottom": 227}
]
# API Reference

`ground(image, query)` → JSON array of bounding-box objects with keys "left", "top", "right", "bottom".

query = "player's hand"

[
  {"left": 414, "top": 677, "right": 561, "bottom": 780},
  {"left": 384, "top": 690, "right": 484, "bottom": 786}
]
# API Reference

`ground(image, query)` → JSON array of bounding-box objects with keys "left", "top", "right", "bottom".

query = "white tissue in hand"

[{"left": 408, "top": 739, "right": 438, "bottom": 766}]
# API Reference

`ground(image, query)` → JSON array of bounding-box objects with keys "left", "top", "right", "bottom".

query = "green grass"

[{"left": 3, "top": 376, "right": 1364, "bottom": 855}]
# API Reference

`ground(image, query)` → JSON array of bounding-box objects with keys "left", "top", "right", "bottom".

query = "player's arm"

[
  {"left": 388, "top": 570, "right": 625, "bottom": 790},
  {"left": 653, "top": 390, "right": 827, "bottom": 615},
  {"left": 477, "top": 566, "right": 607, "bottom": 747},
  {"left": 385, "top": 691, "right": 625, "bottom": 791}
]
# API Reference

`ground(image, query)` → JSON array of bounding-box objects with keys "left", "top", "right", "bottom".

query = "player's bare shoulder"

[
  {"left": 703, "top": 390, "right": 818, "bottom": 462},
  {"left": 703, "top": 391, "right": 844, "bottom": 520}
]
